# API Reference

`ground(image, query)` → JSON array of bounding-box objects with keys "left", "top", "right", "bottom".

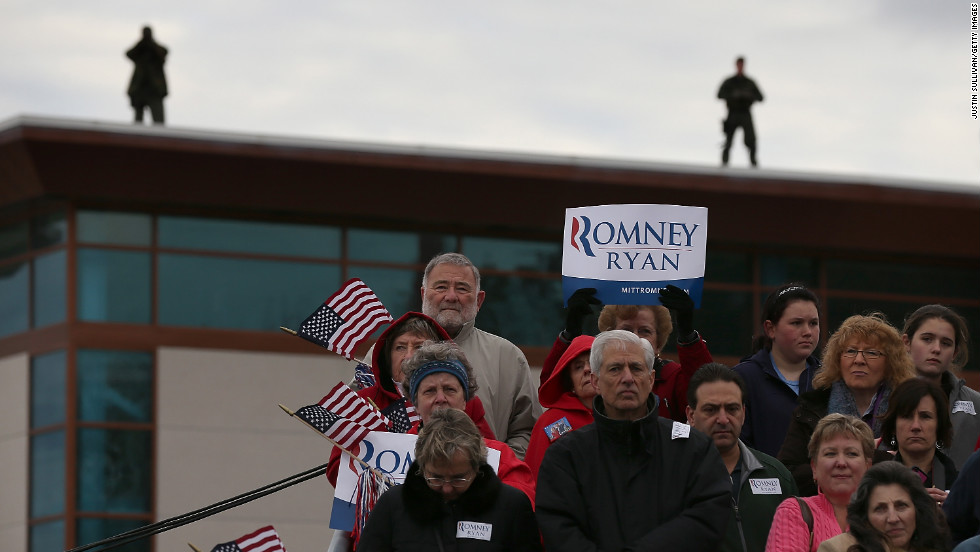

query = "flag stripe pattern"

[
  {"left": 319, "top": 382, "right": 389, "bottom": 431},
  {"left": 210, "top": 525, "right": 285, "bottom": 552},
  {"left": 294, "top": 404, "right": 372, "bottom": 450},
  {"left": 298, "top": 279, "right": 393, "bottom": 359},
  {"left": 380, "top": 397, "right": 419, "bottom": 433}
]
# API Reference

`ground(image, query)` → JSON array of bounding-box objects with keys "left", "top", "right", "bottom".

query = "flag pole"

[
  {"left": 278, "top": 404, "right": 383, "bottom": 477},
  {"left": 279, "top": 326, "right": 298, "bottom": 335},
  {"left": 187, "top": 543, "right": 203, "bottom": 552}
]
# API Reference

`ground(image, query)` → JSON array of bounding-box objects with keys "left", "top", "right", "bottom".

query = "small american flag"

[
  {"left": 381, "top": 397, "right": 419, "bottom": 433},
  {"left": 210, "top": 525, "right": 285, "bottom": 552},
  {"left": 320, "top": 382, "right": 389, "bottom": 431},
  {"left": 298, "top": 278, "right": 393, "bottom": 359},
  {"left": 294, "top": 404, "right": 372, "bottom": 451}
]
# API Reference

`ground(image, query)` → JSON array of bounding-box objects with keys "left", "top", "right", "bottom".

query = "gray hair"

[
  {"left": 400, "top": 340, "right": 479, "bottom": 402},
  {"left": 415, "top": 407, "right": 487, "bottom": 472},
  {"left": 422, "top": 252, "right": 481, "bottom": 292},
  {"left": 590, "top": 330, "right": 656, "bottom": 375}
]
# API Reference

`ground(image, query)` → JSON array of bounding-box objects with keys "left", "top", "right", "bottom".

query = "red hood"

[
  {"left": 539, "top": 335, "right": 595, "bottom": 406},
  {"left": 371, "top": 311, "right": 452, "bottom": 394}
]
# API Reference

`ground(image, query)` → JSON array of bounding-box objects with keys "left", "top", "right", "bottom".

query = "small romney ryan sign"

[{"left": 562, "top": 203, "right": 708, "bottom": 307}]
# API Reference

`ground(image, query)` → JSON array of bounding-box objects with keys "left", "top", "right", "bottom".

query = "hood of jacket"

[
  {"left": 539, "top": 335, "right": 595, "bottom": 407},
  {"left": 372, "top": 311, "right": 452, "bottom": 395}
]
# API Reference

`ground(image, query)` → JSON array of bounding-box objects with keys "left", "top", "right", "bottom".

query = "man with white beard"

[{"left": 419, "top": 252, "right": 542, "bottom": 458}]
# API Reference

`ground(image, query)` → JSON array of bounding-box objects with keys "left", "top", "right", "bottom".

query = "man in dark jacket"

[
  {"left": 535, "top": 330, "right": 730, "bottom": 551},
  {"left": 686, "top": 363, "right": 797, "bottom": 552},
  {"left": 718, "top": 56, "right": 764, "bottom": 167}
]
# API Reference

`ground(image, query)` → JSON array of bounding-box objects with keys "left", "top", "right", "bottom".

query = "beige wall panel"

[
  {"left": 156, "top": 347, "right": 353, "bottom": 552},
  {"left": 0, "top": 353, "right": 29, "bottom": 551}
]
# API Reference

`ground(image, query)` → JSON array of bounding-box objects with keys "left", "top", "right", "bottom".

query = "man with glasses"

[
  {"left": 358, "top": 408, "right": 542, "bottom": 551},
  {"left": 535, "top": 330, "right": 730, "bottom": 551}
]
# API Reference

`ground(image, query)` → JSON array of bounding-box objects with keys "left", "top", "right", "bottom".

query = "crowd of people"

[{"left": 327, "top": 252, "right": 980, "bottom": 552}]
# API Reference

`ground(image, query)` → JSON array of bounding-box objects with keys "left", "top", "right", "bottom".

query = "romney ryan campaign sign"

[{"left": 562, "top": 204, "right": 708, "bottom": 307}]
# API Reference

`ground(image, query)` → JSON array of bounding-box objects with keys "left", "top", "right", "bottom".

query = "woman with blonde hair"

[
  {"left": 779, "top": 313, "right": 916, "bottom": 495},
  {"left": 767, "top": 414, "right": 875, "bottom": 552}
]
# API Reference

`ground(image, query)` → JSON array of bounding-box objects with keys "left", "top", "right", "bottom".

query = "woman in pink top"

[{"left": 766, "top": 414, "right": 874, "bottom": 552}]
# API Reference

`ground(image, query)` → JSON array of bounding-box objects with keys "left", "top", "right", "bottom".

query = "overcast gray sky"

[{"left": 2, "top": 1, "right": 978, "bottom": 187}]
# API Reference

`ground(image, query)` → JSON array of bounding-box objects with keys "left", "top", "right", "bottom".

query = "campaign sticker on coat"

[
  {"left": 562, "top": 204, "right": 708, "bottom": 307},
  {"left": 952, "top": 401, "right": 976, "bottom": 415},
  {"left": 330, "top": 431, "right": 501, "bottom": 531},
  {"left": 749, "top": 478, "right": 783, "bottom": 495}
]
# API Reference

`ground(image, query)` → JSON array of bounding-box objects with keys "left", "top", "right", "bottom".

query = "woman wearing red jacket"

[{"left": 524, "top": 335, "right": 596, "bottom": 479}]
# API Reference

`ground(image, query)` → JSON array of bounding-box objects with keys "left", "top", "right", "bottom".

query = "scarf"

[{"left": 827, "top": 380, "right": 891, "bottom": 437}]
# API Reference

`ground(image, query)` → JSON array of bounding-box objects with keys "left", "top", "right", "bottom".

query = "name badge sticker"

[
  {"left": 457, "top": 521, "right": 493, "bottom": 541},
  {"left": 671, "top": 421, "right": 691, "bottom": 440},
  {"left": 952, "top": 401, "right": 977, "bottom": 415},
  {"left": 749, "top": 478, "right": 783, "bottom": 495}
]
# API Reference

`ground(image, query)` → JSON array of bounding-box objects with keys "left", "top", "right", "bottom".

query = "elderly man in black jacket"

[{"left": 535, "top": 330, "right": 731, "bottom": 551}]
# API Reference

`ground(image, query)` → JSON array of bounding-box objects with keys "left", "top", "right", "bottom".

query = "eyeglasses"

[
  {"left": 842, "top": 348, "right": 884, "bottom": 360},
  {"left": 424, "top": 474, "right": 474, "bottom": 488}
]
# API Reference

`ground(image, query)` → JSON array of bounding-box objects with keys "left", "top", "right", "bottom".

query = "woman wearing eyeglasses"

[
  {"left": 357, "top": 408, "right": 543, "bottom": 551},
  {"left": 779, "top": 313, "right": 916, "bottom": 496}
]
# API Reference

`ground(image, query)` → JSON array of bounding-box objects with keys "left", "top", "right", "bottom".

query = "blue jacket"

[{"left": 733, "top": 349, "right": 818, "bottom": 458}]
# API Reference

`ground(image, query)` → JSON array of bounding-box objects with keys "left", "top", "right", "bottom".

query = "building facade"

[{"left": 1, "top": 116, "right": 978, "bottom": 551}]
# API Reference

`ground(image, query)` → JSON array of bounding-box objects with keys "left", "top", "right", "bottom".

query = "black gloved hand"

[
  {"left": 565, "top": 287, "right": 602, "bottom": 339},
  {"left": 658, "top": 284, "right": 695, "bottom": 338}
]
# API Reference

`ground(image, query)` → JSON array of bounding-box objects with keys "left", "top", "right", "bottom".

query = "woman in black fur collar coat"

[{"left": 356, "top": 408, "right": 541, "bottom": 551}]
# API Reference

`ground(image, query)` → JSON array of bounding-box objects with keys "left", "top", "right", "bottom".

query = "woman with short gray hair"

[{"left": 357, "top": 408, "right": 542, "bottom": 551}]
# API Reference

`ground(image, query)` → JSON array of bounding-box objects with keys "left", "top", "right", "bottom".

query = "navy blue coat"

[{"left": 733, "top": 349, "right": 818, "bottom": 458}]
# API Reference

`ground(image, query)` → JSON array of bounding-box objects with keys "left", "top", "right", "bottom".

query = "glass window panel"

[
  {"left": 351, "top": 267, "right": 422, "bottom": 321},
  {"left": 31, "top": 350, "right": 66, "bottom": 428},
  {"left": 159, "top": 254, "right": 340, "bottom": 330},
  {"left": 77, "top": 249, "right": 151, "bottom": 323},
  {"left": 0, "top": 261, "right": 29, "bottom": 337},
  {"left": 0, "top": 220, "right": 29, "bottom": 259},
  {"left": 760, "top": 255, "right": 818, "bottom": 287},
  {"left": 77, "top": 350, "right": 153, "bottom": 423},
  {"left": 158, "top": 216, "right": 340, "bottom": 258},
  {"left": 31, "top": 211, "right": 67, "bottom": 249},
  {"left": 29, "top": 519, "right": 64, "bottom": 552},
  {"left": 462, "top": 237, "right": 561, "bottom": 273},
  {"left": 30, "top": 430, "right": 65, "bottom": 518},
  {"left": 77, "top": 428, "right": 152, "bottom": 513},
  {"left": 476, "top": 275, "right": 563, "bottom": 347},
  {"left": 826, "top": 259, "right": 979, "bottom": 297},
  {"left": 76, "top": 518, "right": 150, "bottom": 552},
  {"left": 705, "top": 250, "right": 751, "bottom": 284},
  {"left": 77, "top": 211, "right": 152, "bottom": 246},
  {"left": 348, "top": 228, "right": 455, "bottom": 264},
  {"left": 33, "top": 249, "right": 66, "bottom": 327},
  {"left": 695, "top": 290, "right": 755, "bottom": 358}
]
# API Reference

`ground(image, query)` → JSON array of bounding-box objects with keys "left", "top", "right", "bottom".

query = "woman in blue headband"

[{"left": 401, "top": 340, "right": 536, "bottom": 504}]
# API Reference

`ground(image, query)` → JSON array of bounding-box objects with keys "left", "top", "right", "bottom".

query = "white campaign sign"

[
  {"left": 562, "top": 204, "right": 709, "bottom": 307},
  {"left": 330, "top": 431, "right": 501, "bottom": 531}
]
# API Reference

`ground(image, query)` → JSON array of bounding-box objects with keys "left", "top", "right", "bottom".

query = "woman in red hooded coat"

[{"left": 524, "top": 335, "right": 596, "bottom": 479}]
